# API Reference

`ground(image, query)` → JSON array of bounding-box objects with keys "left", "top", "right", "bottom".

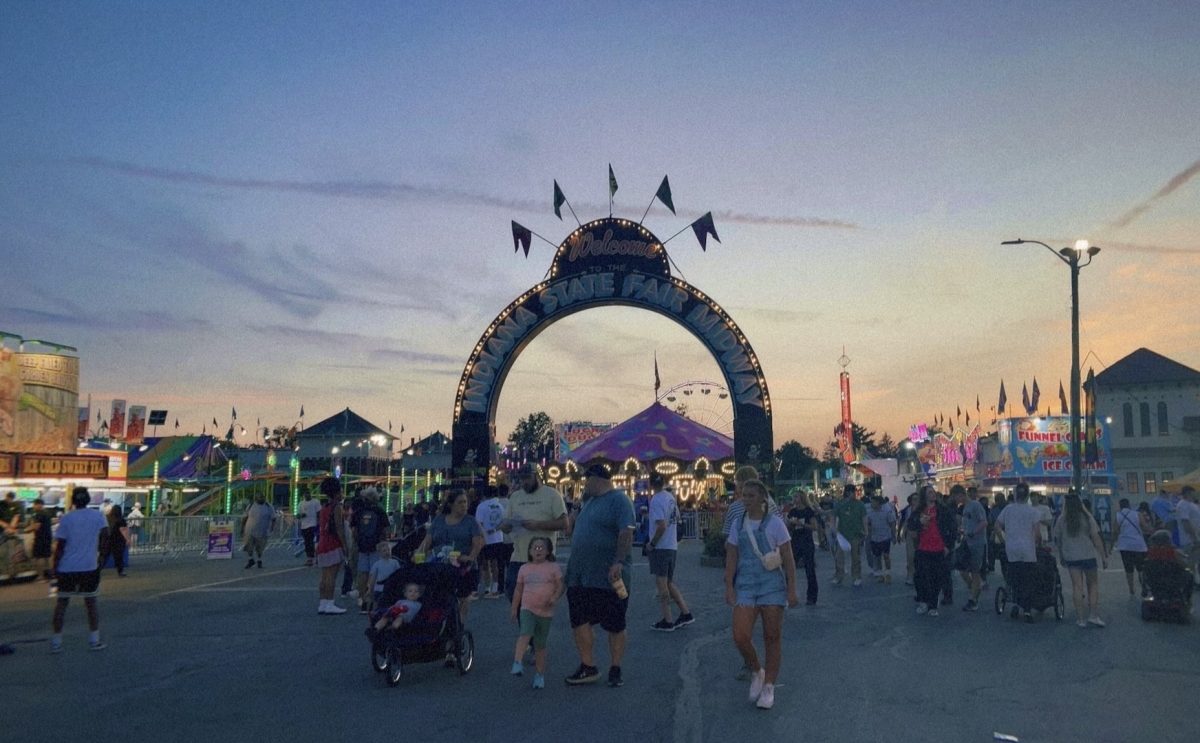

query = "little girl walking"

[{"left": 510, "top": 536, "right": 563, "bottom": 689}]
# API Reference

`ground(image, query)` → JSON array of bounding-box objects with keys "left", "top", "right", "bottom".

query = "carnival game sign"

[
  {"left": 916, "top": 425, "right": 980, "bottom": 473},
  {"left": 453, "top": 217, "right": 772, "bottom": 471},
  {"left": 0, "top": 349, "right": 81, "bottom": 454},
  {"left": 555, "top": 421, "right": 616, "bottom": 459},
  {"left": 996, "top": 416, "right": 1112, "bottom": 478}
]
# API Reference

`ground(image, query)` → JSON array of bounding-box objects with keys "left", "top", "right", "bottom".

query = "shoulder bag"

[{"left": 743, "top": 516, "right": 783, "bottom": 571}]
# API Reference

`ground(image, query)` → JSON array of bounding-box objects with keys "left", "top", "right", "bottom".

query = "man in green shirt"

[{"left": 833, "top": 484, "right": 867, "bottom": 586}]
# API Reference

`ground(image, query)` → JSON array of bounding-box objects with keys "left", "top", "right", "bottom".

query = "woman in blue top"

[
  {"left": 418, "top": 489, "right": 484, "bottom": 623},
  {"left": 725, "top": 480, "right": 799, "bottom": 710}
]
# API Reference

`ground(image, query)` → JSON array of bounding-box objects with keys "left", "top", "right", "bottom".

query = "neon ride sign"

[{"left": 452, "top": 218, "right": 772, "bottom": 472}]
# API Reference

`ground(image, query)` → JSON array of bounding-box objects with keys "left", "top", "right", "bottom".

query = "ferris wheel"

[{"left": 658, "top": 380, "right": 734, "bottom": 437}]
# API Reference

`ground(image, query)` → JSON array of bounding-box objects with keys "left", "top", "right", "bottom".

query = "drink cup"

[{"left": 412, "top": 552, "right": 426, "bottom": 564}]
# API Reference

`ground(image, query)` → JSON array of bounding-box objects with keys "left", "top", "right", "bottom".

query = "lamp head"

[
  {"left": 1087, "top": 246, "right": 1101, "bottom": 257},
  {"left": 1000, "top": 239, "right": 1024, "bottom": 245}
]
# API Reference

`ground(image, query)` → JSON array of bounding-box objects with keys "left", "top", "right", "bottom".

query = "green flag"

[
  {"left": 608, "top": 164, "right": 618, "bottom": 197},
  {"left": 553, "top": 180, "right": 566, "bottom": 220},
  {"left": 655, "top": 175, "right": 675, "bottom": 214},
  {"left": 511, "top": 221, "right": 532, "bottom": 257}
]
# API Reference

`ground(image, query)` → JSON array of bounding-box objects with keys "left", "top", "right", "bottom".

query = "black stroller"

[
  {"left": 1141, "top": 558, "right": 1193, "bottom": 624},
  {"left": 367, "top": 561, "right": 475, "bottom": 686},
  {"left": 994, "top": 546, "right": 1065, "bottom": 621}
]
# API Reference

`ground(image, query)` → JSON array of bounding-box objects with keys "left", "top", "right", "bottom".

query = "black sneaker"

[
  {"left": 963, "top": 600, "right": 979, "bottom": 612},
  {"left": 673, "top": 613, "right": 695, "bottom": 628},
  {"left": 651, "top": 619, "right": 676, "bottom": 632},
  {"left": 607, "top": 666, "right": 623, "bottom": 687},
  {"left": 1010, "top": 605, "right": 1020, "bottom": 620},
  {"left": 257, "top": 561, "right": 263, "bottom": 569},
  {"left": 564, "top": 664, "right": 600, "bottom": 685},
  {"left": 244, "top": 559, "right": 255, "bottom": 569}
]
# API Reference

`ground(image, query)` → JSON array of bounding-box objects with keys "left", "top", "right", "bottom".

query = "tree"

[
  {"left": 508, "top": 411, "right": 555, "bottom": 460},
  {"left": 775, "top": 440, "right": 818, "bottom": 481},
  {"left": 876, "top": 432, "right": 899, "bottom": 459}
]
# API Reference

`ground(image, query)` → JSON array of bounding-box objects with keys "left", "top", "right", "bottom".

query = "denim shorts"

[
  {"left": 1063, "top": 558, "right": 1097, "bottom": 572},
  {"left": 357, "top": 551, "right": 380, "bottom": 574}
]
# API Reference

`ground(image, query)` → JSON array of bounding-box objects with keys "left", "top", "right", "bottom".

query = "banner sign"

[
  {"left": 17, "top": 454, "right": 109, "bottom": 479},
  {"left": 0, "top": 454, "right": 13, "bottom": 477},
  {"left": 916, "top": 425, "right": 981, "bottom": 473},
  {"left": 554, "top": 421, "right": 616, "bottom": 459},
  {"left": 996, "top": 416, "right": 1113, "bottom": 478},
  {"left": 110, "top": 399, "right": 126, "bottom": 440},
  {"left": 206, "top": 520, "right": 235, "bottom": 560},
  {"left": 126, "top": 405, "right": 147, "bottom": 444}
]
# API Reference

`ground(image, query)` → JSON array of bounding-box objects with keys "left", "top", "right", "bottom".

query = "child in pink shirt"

[{"left": 510, "top": 536, "right": 563, "bottom": 689}]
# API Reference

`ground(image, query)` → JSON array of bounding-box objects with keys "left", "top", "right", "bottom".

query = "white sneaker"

[
  {"left": 916, "top": 604, "right": 928, "bottom": 615},
  {"left": 748, "top": 668, "right": 765, "bottom": 702},
  {"left": 756, "top": 683, "right": 775, "bottom": 709},
  {"left": 853, "top": 579, "right": 862, "bottom": 587}
]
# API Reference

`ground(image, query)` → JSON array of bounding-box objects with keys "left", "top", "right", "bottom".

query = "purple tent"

[{"left": 569, "top": 402, "right": 733, "bottom": 464}]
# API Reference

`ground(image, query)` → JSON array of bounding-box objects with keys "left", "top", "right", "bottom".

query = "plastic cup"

[{"left": 412, "top": 552, "right": 426, "bottom": 564}]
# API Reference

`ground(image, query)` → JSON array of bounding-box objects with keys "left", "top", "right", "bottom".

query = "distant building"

[
  {"left": 1092, "top": 348, "right": 1200, "bottom": 500},
  {"left": 296, "top": 408, "right": 394, "bottom": 477},
  {"left": 396, "top": 431, "right": 451, "bottom": 473}
]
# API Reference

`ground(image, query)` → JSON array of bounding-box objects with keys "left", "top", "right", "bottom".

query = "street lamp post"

[{"left": 1001, "top": 238, "right": 1101, "bottom": 495}]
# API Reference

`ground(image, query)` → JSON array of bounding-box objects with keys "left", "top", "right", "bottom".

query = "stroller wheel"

[
  {"left": 1054, "top": 585, "right": 1065, "bottom": 621},
  {"left": 370, "top": 640, "right": 388, "bottom": 673},
  {"left": 455, "top": 630, "right": 475, "bottom": 675},
  {"left": 994, "top": 586, "right": 1007, "bottom": 616},
  {"left": 385, "top": 645, "right": 403, "bottom": 686}
]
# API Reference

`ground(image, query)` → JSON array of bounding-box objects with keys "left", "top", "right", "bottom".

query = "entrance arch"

[{"left": 451, "top": 218, "right": 772, "bottom": 476}]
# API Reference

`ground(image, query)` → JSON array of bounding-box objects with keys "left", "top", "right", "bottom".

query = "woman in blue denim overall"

[{"left": 725, "top": 480, "right": 799, "bottom": 710}]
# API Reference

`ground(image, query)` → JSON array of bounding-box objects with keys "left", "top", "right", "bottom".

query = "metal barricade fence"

[
  {"left": 131, "top": 515, "right": 298, "bottom": 559},
  {"left": 678, "top": 511, "right": 724, "bottom": 540}
]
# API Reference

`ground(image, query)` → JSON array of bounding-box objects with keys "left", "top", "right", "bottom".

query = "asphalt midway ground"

[{"left": 1, "top": 542, "right": 1196, "bottom": 743}]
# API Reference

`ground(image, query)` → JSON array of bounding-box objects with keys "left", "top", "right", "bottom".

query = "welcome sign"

[{"left": 453, "top": 218, "right": 772, "bottom": 473}]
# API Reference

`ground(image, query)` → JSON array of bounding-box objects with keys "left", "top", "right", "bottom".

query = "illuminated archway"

[{"left": 452, "top": 218, "right": 772, "bottom": 476}]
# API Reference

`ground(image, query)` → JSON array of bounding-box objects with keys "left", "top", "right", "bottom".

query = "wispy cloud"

[
  {"left": 70, "top": 156, "right": 859, "bottom": 230},
  {"left": 0, "top": 304, "right": 212, "bottom": 333},
  {"left": 1110, "top": 158, "right": 1200, "bottom": 228},
  {"left": 1101, "top": 240, "right": 1200, "bottom": 257},
  {"left": 250, "top": 324, "right": 460, "bottom": 366}
]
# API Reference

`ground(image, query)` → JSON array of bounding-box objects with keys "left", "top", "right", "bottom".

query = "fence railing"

[{"left": 131, "top": 515, "right": 299, "bottom": 559}]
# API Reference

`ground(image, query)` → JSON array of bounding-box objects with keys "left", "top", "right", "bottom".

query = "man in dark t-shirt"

[{"left": 26, "top": 498, "right": 54, "bottom": 579}]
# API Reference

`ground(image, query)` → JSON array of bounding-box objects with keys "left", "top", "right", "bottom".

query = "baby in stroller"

[
  {"left": 372, "top": 582, "right": 424, "bottom": 632},
  {"left": 1142, "top": 530, "right": 1193, "bottom": 623}
]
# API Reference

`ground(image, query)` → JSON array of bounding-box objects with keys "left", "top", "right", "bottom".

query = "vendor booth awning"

[
  {"left": 568, "top": 402, "right": 733, "bottom": 463},
  {"left": 126, "top": 436, "right": 222, "bottom": 480}
]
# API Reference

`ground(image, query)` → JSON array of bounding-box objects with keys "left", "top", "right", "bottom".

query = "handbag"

[{"left": 743, "top": 517, "right": 783, "bottom": 571}]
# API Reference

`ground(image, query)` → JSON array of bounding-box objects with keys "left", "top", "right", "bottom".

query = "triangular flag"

[
  {"left": 511, "top": 221, "right": 532, "bottom": 257},
  {"left": 299, "top": 405, "right": 305, "bottom": 418},
  {"left": 1021, "top": 383, "right": 1031, "bottom": 415},
  {"left": 231, "top": 407, "right": 237, "bottom": 420},
  {"left": 96, "top": 409, "right": 102, "bottom": 423},
  {"left": 956, "top": 405, "right": 962, "bottom": 420},
  {"left": 225, "top": 425, "right": 234, "bottom": 440},
  {"left": 400, "top": 423, "right": 405, "bottom": 434},
  {"left": 690, "top": 212, "right": 720, "bottom": 251},
  {"left": 965, "top": 411, "right": 971, "bottom": 426},
  {"left": 174, "top": 418, "right": 179, "bottom": 430},
  {"left": 1058, "top": 381, "right": 1069, "bottom": 415},
  {"left": 608, "top": 164, "right": 618, "bottom": 197},
  {"left": 998, "top": 380, "right": 1007, "bottom": 414},
  {"left": 553, "top": 180, "right": 566, "bottom": 220},
  {"left": 213, "top": 417, "right": 218, "bottom": 426},
  {"left": 654, "top": 353, "right": 661, "bottom": 394},
  {"left": 976, "top": 395, "right": 980, "bottom": 413},
  {"left": 654, "top": 175, "right": 675, "bottom": 214},
  {"left": 1031, "top": 377, "right": 1041, "bottom": 412}
]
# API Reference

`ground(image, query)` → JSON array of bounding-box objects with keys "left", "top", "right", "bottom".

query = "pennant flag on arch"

[
  {"left": 691, "top": 212, "right": 720, "bottom": 251},
  {"left": 512, "top": 221, "right": 532, "bottom": 257}
]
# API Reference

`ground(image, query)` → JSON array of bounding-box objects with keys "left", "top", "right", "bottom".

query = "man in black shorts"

[
  {"left": 647, "top": 473, "right": 693, "bottom": 631},
  {"left": 563, "top": 464, "right": 635, "bottom": 687},
  {"left": 50, "top": 488, "right": 110, "bottom": 653}
]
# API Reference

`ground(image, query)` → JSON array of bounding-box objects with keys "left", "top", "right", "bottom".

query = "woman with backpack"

[{"left": 316, "top": 477, "right": 348, "bottom": 615}]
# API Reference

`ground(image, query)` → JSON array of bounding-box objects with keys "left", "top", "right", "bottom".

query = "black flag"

[
  {"left": 690, "top": 212, "right": 720, "bottom": 251},
  {"left": 553, "top": 180, "right": 566, "bottom": 220},
  {"left": 231, "top": 407, "right": 237, "bottom": 420},
  {"left": 174, "top": 418, "right": 179, "bottom": 430},
  {"left": 1030, "top": 377, "right": 1041, "bottom": 413},
  {"left": 299, "top": 405, "right": 305, "bottom": 418},
  {"left": 654, "top": 175, "right": 676, "bottom": 214},
  {"left": 608, "top": 165, "right": 618, "bottom": 197},
  {"left": 212, "top": 417, "right": 218, "bottom": 427},
  {"left": 511, "top": 221, "right": 532, "bottom": 257},
  {"left": 998, "top": 380, "right": 1007, "bottom": 415},
  {"left": 1058, "top": 380, "right": 1069, "bottom": 415}
]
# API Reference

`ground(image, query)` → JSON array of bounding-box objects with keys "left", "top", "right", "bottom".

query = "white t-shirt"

[
  {"left": 1114, "top": 508, "right": 1147, "bottom": 552},
  {"left": 369, "top": 556, "right": 402, "bottom": 593},
  {"left": 299, "top": 498, "right": 321, "bottom": 530},
  {"left": 648, "top": 490, "right": 680, "bottom": 551},
  {"left": 1176, "top": 500, "right": 1200, "bottom": 548},
  {"left": 505, "top": 484, "right": 567, "bottom": 563},
  {"left": 726, "top": 514, "right": 791, "bottom": 551},
  {"left": 55, "top": 508, "right": 108, "bottom": 572},
  {"left": 997, "top": 502, "right": 1041, "bottom": 563},
  {"left": 475, "top": 497, "right": 506, "bottom": 546}
]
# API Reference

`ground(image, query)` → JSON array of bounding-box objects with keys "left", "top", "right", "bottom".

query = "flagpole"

[
  {"left": 562, "top": 197, "right": 582, "bottom": 227},
  {"left": 639, "top": 195, "right": 655, "bottom": 226},
  {"left": 660, "top": 223, "right": 692, "bottom": 245},
  {"left": 526, "top": 229, "right": 559, "bottom": 249}
]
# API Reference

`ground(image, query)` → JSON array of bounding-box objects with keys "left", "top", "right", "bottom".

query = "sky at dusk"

[{"left": 2, "top": 1, "right": 1198, "bottom": 454}]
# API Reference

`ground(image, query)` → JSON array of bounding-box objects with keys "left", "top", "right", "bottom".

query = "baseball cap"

[{"left": 584, "top": 463, "right": 612, "bottom": 479}]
